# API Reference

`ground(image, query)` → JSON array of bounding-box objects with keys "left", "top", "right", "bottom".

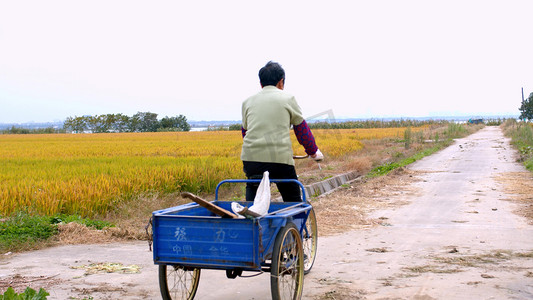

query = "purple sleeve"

[
  {"left": 241, "top": 126, "right": 247, "bottom": 138},
  {"left": 293, "top": 120, "right": 318, "bottom": 155}
]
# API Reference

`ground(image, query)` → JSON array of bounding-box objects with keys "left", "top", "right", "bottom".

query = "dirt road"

[{"left": 2, "top": 127, "right": 532, "bottom": 299}]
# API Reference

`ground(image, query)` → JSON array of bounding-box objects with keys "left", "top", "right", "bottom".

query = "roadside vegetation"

[
  {"left": 365, "top": 122, "right": 479, "bottom": 177},
  {"left": 0, "top": 287, "right": 49, "bottom": 300},
  {"left": 502, "top": 119, "right": 533, "bottom": 171},
  {"left": 0, "top": 213, "right": 111, "bottom": 253},
  {"left": 0, "top": 120, "right": 484, "bottom": 254}
]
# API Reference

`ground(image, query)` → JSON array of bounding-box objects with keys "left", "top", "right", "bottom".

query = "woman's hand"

[{"left": 311, "top": 149, "right": 324, "bottom": 161}]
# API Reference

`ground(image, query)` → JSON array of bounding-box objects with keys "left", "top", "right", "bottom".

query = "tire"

[
  {"left": 159, "top": 265, "right": 201, "bottom": 300},
  {"left": 303, "top": 208, "right": 318, "bottom": 274},
  {"left": 271, "top": 222, "right": 304, "bottom": 300}
]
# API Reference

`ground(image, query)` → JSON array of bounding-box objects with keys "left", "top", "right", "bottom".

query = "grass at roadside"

[
  {"left": 502, "top": 119, "right": 533, "bottom": 171},
  {"left": 0, "top": 213, "right": 112, "bottom": 253},
  {"left": 499, "top": 119, "right": 533, "bottom": 224},
  {"left": 367, "top": 144, "right": 444, "bottom": 177}
]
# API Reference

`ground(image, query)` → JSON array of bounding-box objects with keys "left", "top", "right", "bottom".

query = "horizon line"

[{"left": 0, "top": 113, "right": 521, "bottom": 126}]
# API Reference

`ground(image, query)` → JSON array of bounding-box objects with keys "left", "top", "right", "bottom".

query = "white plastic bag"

[
  {"left": 249, "top": 171, "right": 271, "bottom": 216},
  {"left": 231, "top": 171, "right": 271, "bottom": 217}
]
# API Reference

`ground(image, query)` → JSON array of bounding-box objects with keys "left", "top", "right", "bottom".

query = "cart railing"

[
  {"left": 214, "top": 179, "right": 308, "bottom": 203},
  {"left": 152, "top": 200, "right": 311, "bottom": 270}
]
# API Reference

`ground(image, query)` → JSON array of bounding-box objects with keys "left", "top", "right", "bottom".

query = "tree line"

[
  {"left": 520, "top": 91, "right": 533, "bottom": 121},
  {"left": 307, "top": 119, "right": 449, "bottom": 129},
  {"left": 1, "top": 126, "right": 66, "bottom": 134},
  {"left": 63, "top": 112, "right": 190, "bottom": 133}
]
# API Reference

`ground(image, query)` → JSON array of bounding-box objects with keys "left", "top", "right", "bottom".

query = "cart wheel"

[
  {"left": 159, "top": 265, "right": 201, "bottom": 300},
  {"left": 271, "top": 222, "right": 304, "bottom": 300},
  {"left": 303, "top": 207, "right": 318, "bottom": 274}
]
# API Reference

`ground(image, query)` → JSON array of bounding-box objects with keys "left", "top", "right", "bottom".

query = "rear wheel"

[
  {"left": 159, "top": 265, "right": 200, "bottom": 300},
  {"left": 271, "top": 222, "right": 304, "bottom": 300},
  {"left": 303, "top": 208, "right": 318, "bottom": 274}
]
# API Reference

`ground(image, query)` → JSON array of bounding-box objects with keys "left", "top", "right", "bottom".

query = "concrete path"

[{"left": 303, "top": 126, "right": 533, "bottom": 299}]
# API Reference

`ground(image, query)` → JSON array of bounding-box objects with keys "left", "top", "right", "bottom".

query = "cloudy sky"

[{"left": 0, "top": 0, "right": 531, "bottom": 123}]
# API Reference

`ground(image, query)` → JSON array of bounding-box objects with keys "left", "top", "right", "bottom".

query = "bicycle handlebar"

[{"left": 294, "top": 154, "right": 322, "bottom": 169}]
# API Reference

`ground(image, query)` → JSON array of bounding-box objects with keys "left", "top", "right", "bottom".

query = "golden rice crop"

[{"left": 0, "top": 127, "right": 419, "bottom": 217}]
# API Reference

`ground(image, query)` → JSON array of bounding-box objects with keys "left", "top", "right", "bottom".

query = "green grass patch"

[
  {"left": 0, "top": 212, "right": 112, "bottom": 253},
  {"left": 367, "top": 143, "right": 447, "bottom": 178},
  {"left": 0, "top": 212, "right": 57, "bottom": 252}
]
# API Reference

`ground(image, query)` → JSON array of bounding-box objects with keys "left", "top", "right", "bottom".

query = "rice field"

[{"left": 0, "top": 127, "right": 423, "bottom": 217}]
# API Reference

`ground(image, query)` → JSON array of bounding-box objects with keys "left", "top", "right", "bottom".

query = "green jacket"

[{"left": 241, "top": 86, "right": 304, "bottom": 165}]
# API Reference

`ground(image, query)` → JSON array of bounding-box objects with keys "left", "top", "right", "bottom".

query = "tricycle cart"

[{"left": 150, "top": 179, "right": 318, "bottom": 300}]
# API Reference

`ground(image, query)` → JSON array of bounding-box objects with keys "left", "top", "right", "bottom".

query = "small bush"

[
  {"left": 446, "top": 123, "right": 467, "bottom": 138},
  {"left": 404, "top": 127, "right": 412, "bottom": 149},
  {"left": 415, "top": 131, "right": 425, "bottom": 143},
  {"left": 0, "top": 287, "right": 49, "bottom": 300}
]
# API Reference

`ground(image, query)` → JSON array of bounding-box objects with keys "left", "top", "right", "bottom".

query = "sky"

[{"left": 0, "top": 0, "right": 531, "bottom": 124}]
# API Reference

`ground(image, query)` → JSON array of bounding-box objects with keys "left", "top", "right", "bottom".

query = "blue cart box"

[{"left": 152, "top": 201, "right": 311, "bottom": 271}]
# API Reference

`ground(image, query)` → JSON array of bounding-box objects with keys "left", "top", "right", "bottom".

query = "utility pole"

[{"left": 521, "top": 87, "right": 528, "bottom": 122}]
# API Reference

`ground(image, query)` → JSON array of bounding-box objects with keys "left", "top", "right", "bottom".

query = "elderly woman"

[{"left": 241, "top": 61, "right": 323, "bottom": 202}]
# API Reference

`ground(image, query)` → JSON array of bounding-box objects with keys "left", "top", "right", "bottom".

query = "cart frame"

[{"left": 151, "top": 179, "right": 317, "bottom": 300}]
